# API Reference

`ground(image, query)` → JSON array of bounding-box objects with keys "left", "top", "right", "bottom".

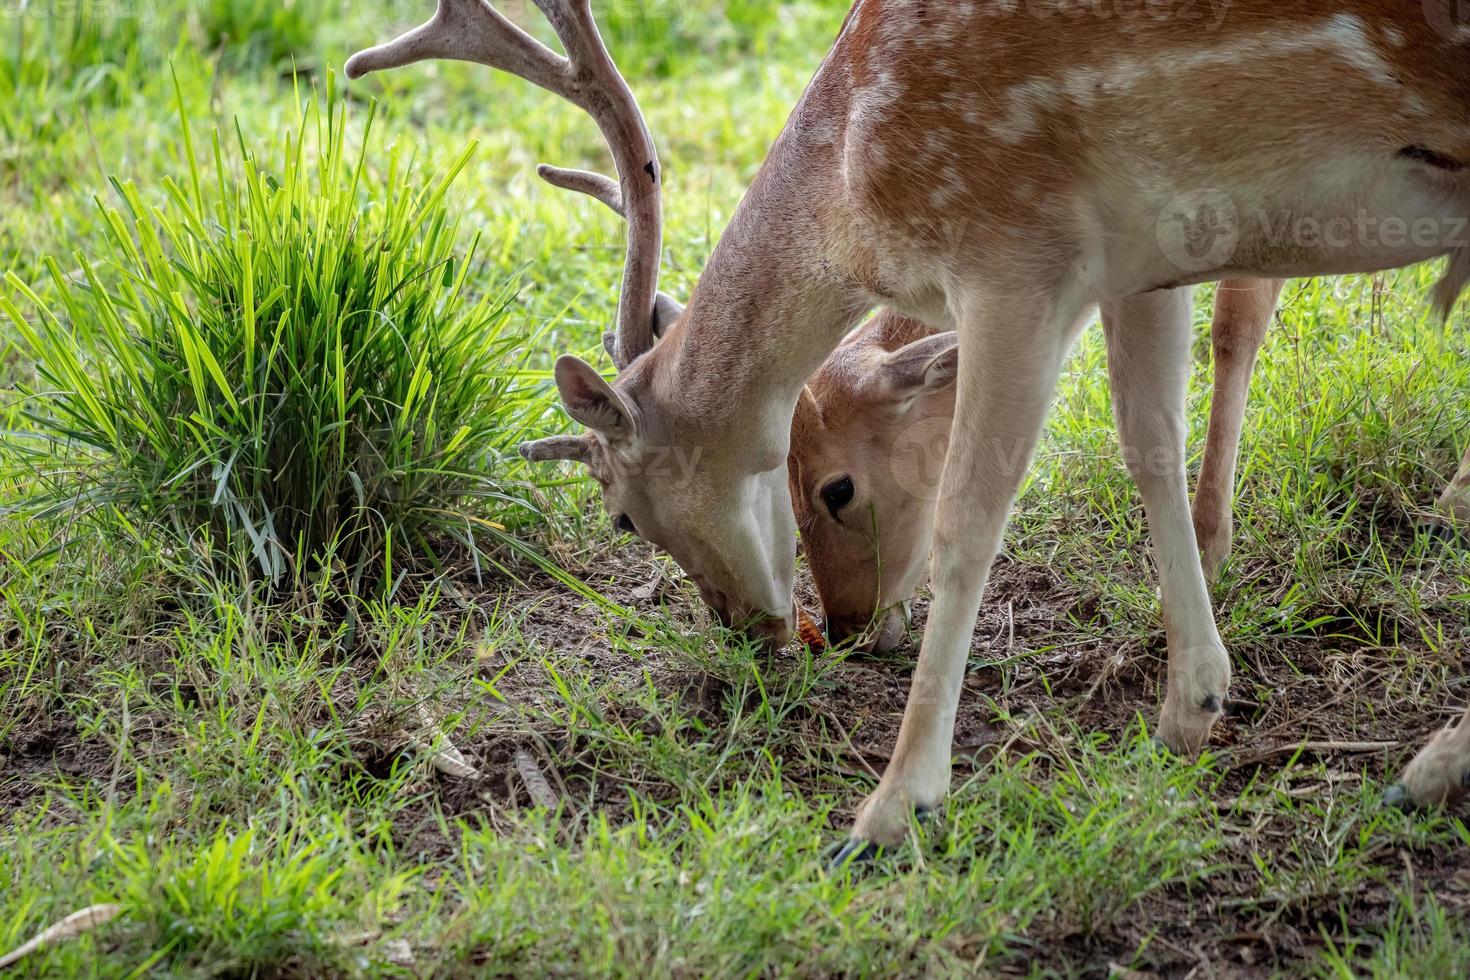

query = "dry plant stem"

[
  {"left": 1225, "top": 739, "right": 1399, "bottom": 770},
  {"left": 0, "top": 905, "right": 123, "bottom": 970}
]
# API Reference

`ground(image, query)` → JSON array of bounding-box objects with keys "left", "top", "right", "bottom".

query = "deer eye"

[
  {"left": 820, "top": 477, "right": 855, "bottom": 520},
  {"left": 614, "top": 514, "right": 637, "bottom": 535}
]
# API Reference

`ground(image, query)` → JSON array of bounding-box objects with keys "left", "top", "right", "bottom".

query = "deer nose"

[
  {"left": 694, "top": 579, "right": 792, "bottom": 649},
  {"left": 824, "top": 608, "right": 906, "bottom": 653},
  {"left": 822, "top": 614, "right": 869, "bottom": 648},
  {"left": 745, "top": 611, "right": 793, "bottom": 652}
]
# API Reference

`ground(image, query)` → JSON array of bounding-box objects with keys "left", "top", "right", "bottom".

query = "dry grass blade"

[
  {"left": 0, "top": 904, "right": 123, "bottom": 969},
  {"left": 1225, "top": 739, "right": 1399, "bottom": 770},
  {"left": 514, "top": 745, "right": 560, "bottom": 809}
]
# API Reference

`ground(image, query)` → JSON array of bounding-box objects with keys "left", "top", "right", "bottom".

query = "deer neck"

[{"left": 637, "top": 116, "right": 870, "bottom": 462}]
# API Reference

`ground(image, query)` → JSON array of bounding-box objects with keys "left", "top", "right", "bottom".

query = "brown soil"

[
  {"left": 416, "top": 537, "right": 1470, "bottom": 977},
  {"left": 3, "top": 534, "right": 1467, "bottom": 976},
  {"left": 0, "top": 715, "right": 116, "bottom": 813}
]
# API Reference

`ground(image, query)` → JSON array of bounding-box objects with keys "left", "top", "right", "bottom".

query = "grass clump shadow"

[{"left": 2, "top": 74, "right": 549, "bottom": 594}]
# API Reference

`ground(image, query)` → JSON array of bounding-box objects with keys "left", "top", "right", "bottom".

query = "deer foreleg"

[
  {"left": 837, "top": 289, "right": 1088, "bottom": 858},
  {"left": 1103, "top": 288, "right": 1230, "bottom": 755},
  {"left": 1436, "top": 443, "right": 1470, "bottom": 525}
]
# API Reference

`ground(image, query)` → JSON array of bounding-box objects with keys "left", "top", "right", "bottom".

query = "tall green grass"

[
  {"left": 2, "top": 77, "right": 548, "bottom": 591},
  {"left": 200, "top": 0, "right": 329, "bottom": 69},
  {"left": 596, "top": 0, "right": 850, "bottom": 76}
]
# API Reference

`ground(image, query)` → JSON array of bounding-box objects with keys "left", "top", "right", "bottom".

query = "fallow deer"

[
  {"left": 789, "top": 279, "right": 1285, "bottom": 652},
  {"left": 1441, "top": 444, "right": 1470, "bottom": 523},
  {"left": 791, "top": 278, "right": 1470, "bottom": 810},
  {"left": 350, "top": 0, "right": 1470, "bottom": 856}
]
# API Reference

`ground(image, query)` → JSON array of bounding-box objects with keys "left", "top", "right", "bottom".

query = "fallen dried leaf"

[
  {"left": 514, "top": 745, "right": 560, "bottom": 809},
  {"left": 797, "top": 608, "right": 825, "bottom": 651},
  {"left": 400, "top": 703, "right": 482, "bottom": 779}
]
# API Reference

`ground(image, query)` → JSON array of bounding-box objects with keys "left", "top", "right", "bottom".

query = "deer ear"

[
  {"left": 554, "top": 355, "right": 637, "bottom": 442},
  {"left": 601, "top": 294, "right": 684, "bottom": 364},
  {"left": 652, "top": 291, "right": 684, "bottom": 339},
  {"left": 879, "top": 332, "right": 959, "bottom": 406},
  {"left": 797, "top": 384, "right": 820, "bottom": 420}
]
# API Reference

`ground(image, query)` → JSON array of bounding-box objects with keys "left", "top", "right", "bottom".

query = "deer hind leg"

[
  {"left": 837, "top": 290, "right": 1087, "bottom": 857},
  {"left": 1102, "top": 288, "right": 1229, "bottom": 755},
  {"left": 1388, "top": 706, "right": 1470, "bottom": 809},
  {"left": 1436, "top": 444, "right": 1470, "bottom": 525},
  {"left": 1192, "top": 278, "right": 1283, "bottom": 582}
]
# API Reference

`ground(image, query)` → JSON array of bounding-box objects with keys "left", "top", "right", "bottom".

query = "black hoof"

[
  {"left": 1200, "top": 694, "right": 1222, "bottom": 713},
  {"left": 828, "top": 838, "right": 883, "bottom": 869},
  {"left": 828, "top": 806, "right": 939, "bottom": 871},
  {"left": 1384, "top": 783, "right": 1415, "bottom": 812},
  {"left": 1422, "top": 520, "right": 1461, "bottom": 546}
]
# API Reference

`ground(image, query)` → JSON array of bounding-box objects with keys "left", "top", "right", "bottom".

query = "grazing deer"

[
  {"left": 350, "top": 0, "right": 1470, "bottom": 855},
  {"left": 792, "top": 278, "right": 1470, "bottom": 809},
  {"left": 790, "top": 279, "right": 1284, "bottom": 653},
  {"left": 1441, "top": 445, "right": 1470, "bottom": 524},
  {"left": 789, "top": 309, "right": 959, "bottom": 653}
]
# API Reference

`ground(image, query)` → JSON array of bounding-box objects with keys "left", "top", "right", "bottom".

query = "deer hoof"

[
  {"left": 828, "top": 837, "right": 884, "bottom": 869},
  {"left": 1155, "top": 712, "right": 1221, "bottom": 756},
  {"left": 1387, "top": 728, "right": 1470, "bottom": 811},
  {"left": 828, "top": 805, "right": 937, "bottom": 871},
  {"left": 1157, "top": 698, "right": 1223, "bottom": 756},
  {"left": 1384, "top": 783, "right": 1416, "bottom": 812},
  {"left": 1157, "top": 647, "right": 1229, "bottom": 755}
]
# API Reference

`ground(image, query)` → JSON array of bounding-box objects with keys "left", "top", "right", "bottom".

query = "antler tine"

[
  {"left": 345, "top": 0, "right": 568, "bottom": 92},
  {"left": 350, "top": 0, "right": 665, "bottom": 370},
  {"left": 533, "top": 0, "right": 663, "bottom": 368},
  {"left": 538, "top": 161, "right": 684, "bottom": 365},
  {"left": 537, "top": 164, "right": 623, "bottom": 218}
]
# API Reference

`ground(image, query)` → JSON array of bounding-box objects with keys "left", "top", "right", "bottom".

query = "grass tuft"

[{"left": 3, "top": 76, "right": 548, "bottom": 592}]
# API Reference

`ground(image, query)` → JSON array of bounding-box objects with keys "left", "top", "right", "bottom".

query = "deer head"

[
  {"left": 348, "top": 0, "right": 817, "bottom": 647},
  {"left": 789, "top": 311, "right": 957, "bottom": 652}
]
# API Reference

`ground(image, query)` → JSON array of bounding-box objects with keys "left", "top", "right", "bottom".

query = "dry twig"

[
  {"left": 0, "top": 904, "right": 122, "bottom": 970},
  {"left": 1226, "top": 739, "right": 1398, "bottom": 770}
]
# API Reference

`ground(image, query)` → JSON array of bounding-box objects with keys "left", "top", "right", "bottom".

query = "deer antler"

[
  {"left": 537, "top": 163, "right": 685, "bottom": 359},
  {"left": 346, "top": 0, "right": 664, "bottom": 369},
  {"left": 538, "top": 164, "right": 624, "bottom": 216}
]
